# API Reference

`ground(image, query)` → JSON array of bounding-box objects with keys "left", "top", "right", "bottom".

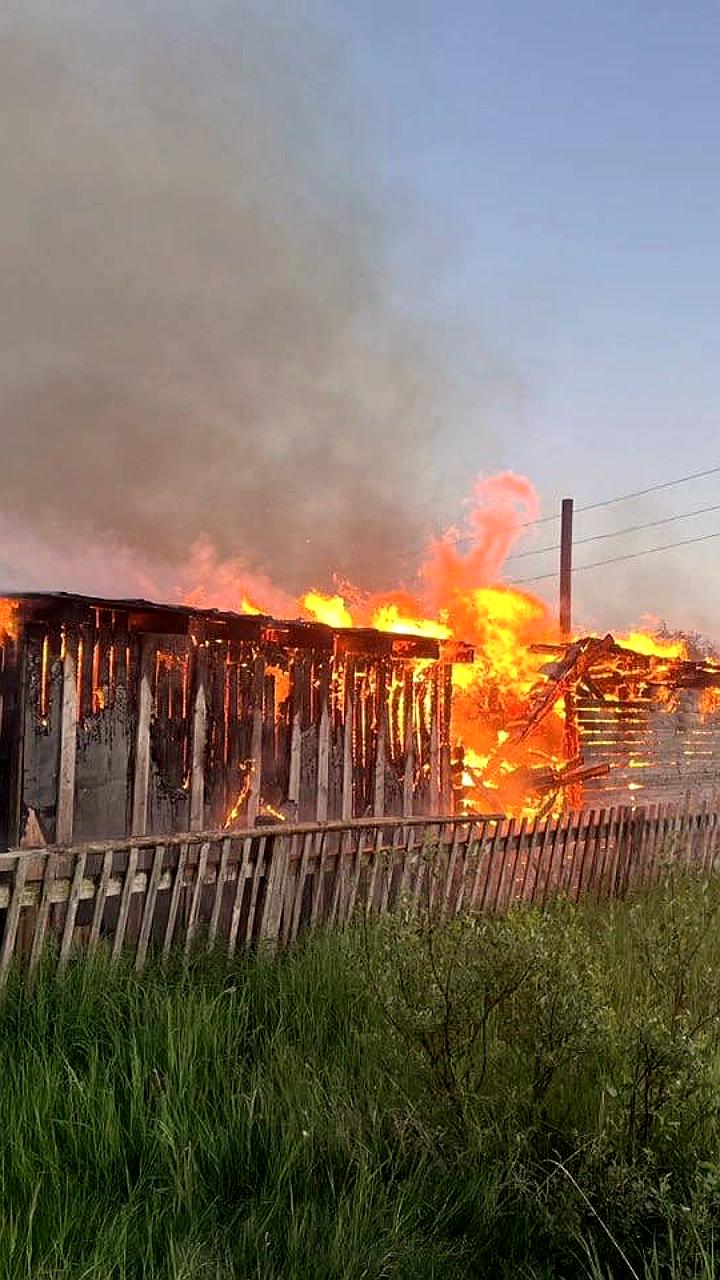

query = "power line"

[
  {"left": 420, "top": 463, "right": 720, "bottom": 556},
  {"left": 375, "top": 461, "right": 720, "bottom": 569},
  {"left": 505, "top": 501, "right": 720, "bottom": 561},
  {"left": 509, "top": 529, "right": 720, "bottom": 585},
  {"left": 575, "top": 464, "right": 720, "bottom": 514}
]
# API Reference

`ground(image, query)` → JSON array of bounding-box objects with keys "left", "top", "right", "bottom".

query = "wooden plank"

[
  {"left": 289, "top": 831, "right": 314, "bottom": 940},
  {"left": 55, "top": 632, "right": 79, "bottom": 844},
  {"left": 256, "top": 834, "right": 291, "bottom": 948},
  {"left": 402, "top": 669, "right": 414, "bottom": 818},
  {"left": 28, "top": 852, "right": 58, "bottom": 974},
  {"left": 488, "top": 820, "right": 513, "bottom": 913},
  {"left": 344, "top": 827, "right": 366, "bottom": 923},
  {"left": 58, "top": 849, "right": 87, "bottom": 968},
  {"left": 540, "top": 814, "right": 568, "bottom": 907},
  {"left": 341, "top": 658, "right": 356, "bottom": 821},
  {"left": 227, "top": 837, "right": 252, "bottom": 954},
  {"left": 0, "top": 854, "right": 28, "bottom": 980},
  {"left": 131, "top": 637, "right": 154, "bottom": 837},
  {"left": 207, "top": 837, "right": 231, "bottom": 950},
  {"left": 88, "top": 849, "right": 114, "bottom": 951},
  {"left": 373, "top": 663, "right": 388, "bottom": 818},
  {"left": 189, "top": 649, "right": 208, "bottom": 832},
  {"left": 394, "top": 822, "right": 416, "bottom": 905},
  {"left": 162, "top": 842, "right": 189, "bottom": 957},
  {"left": 441, "top": 818, "right": 463, "bottom": 915},
  {"left": 247, "top": 656, "right": 265, "bottom": 827},
  {"left": 378, "top": 825, "right": 403, "bottom": 916},
  {"left": 454, "top": 819, "right": 478, "bottom": 915},
  {"left": 329, "top": 828, "right": 352, "bottom": 924},
  {"left": 516, "top": 816, "right": 538, "bottom": 902},
  {"left": 111, "top": 846, "right": 139, "bottom": 958},
  {"left": 439, "top": 663, "right": 453, "bottom": 814},
  {"left": 590, "top": 808, "right": 614, "bottom": 897},
  {"left": 185, "top": 841, "right": 210, "bottom": 953},
  {"left": 316, "top": 666, "right": 331, "bottom": 823},
  {"left": 243, "top": 835, "right": 268, "bottom": 945},
  {"left": 478, "top": 819, "right": 504, "bottom": 912},
  {"left": 464, "top": 818, "right": 490, "bottom": 911},
  {"left": 287, "top": 660, "right": 303, "bottom": 816},
  {"left": 585, "top": 809, "right": 606, "bottom": 897},
  {"left": 560, "top": 812, "right": 584, "bottom": 898},
  {"left": 365, "top": 825, "right": 388, "bottom": 917},
  {"left": 411, "top": 823, "right": 435, "bottom": 915},
  {"left": 527, "top": 816, "right": 553, "bottom": 903},
  {"left": 429, "top": 667, "right": 440, "bottom": 813},
  {"left": 135, "top": 844, "right": 166, "bottom": 969}
]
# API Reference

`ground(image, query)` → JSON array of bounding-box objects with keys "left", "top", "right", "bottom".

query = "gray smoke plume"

[{"left": 0, "top": 0, "right": 470, "bottom": 600}]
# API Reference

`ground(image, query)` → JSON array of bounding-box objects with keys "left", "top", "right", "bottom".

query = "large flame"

[{"left": 179, "top": 471, "right": 720, "bottom": 821}]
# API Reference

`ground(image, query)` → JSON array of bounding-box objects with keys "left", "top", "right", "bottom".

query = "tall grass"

[{"left": 2, "top": 870, "right": 720, "bottom": 1277}]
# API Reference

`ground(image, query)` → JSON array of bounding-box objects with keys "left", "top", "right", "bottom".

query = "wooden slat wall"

[
  {"left": 7, "top": 609, "right": 453, "bottom": 850},
  {"left": 1, "top": 800, "right": 718, "bottom": 976},
  {"left": 579, "top": 692, "right": 720, "bottom": 807}
]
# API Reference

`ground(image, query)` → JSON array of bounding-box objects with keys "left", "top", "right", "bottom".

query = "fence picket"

[
  {"left": 29, "top": 852, "right": 58, "bottom": 974},
  {"left": 0, "top": 854, "right": 29, "bottom": 981},
  {"left": 3, "top": 802, "right": 720, "bottom": 975},
  {"left": 112, "top": 847, "right": 139, "bottom": 959},
  {"left": 58, "top": 850, "right": 87, "bottom": 969},
  {"left": 89, "top": 850, "right": 114, "bottom": 951},
  {"left": 135, "top": 845, "right": 166, "bottom": 970}
]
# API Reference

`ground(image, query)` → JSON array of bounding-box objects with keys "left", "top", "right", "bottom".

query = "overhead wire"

[
  {"left": 505, "top": 501, "right": 720, "bottom": 561},
  {"left": 441, "top": 463, "right": 720, "bottom": 553},
  {"left": 509, "top": 529, "right": 720, "bottom": 585}
]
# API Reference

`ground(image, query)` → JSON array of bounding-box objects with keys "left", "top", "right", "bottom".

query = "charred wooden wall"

[
  {"left": 0, "top": 595, "right": 463, "bottom": 850},
  {"left": 578, "top": 692, "right": 720, "bottom": 807}
]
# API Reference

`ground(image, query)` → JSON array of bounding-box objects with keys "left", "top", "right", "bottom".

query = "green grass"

[{"left": 2, "top": 871, "right": 720, "bottom": 1277}]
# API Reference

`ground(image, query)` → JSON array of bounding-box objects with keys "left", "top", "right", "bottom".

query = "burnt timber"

[
  {"left": 0, "top": 593, "right": 473, "bottom": 851},
  {"left": 529, "top": 636, "right": 720, "bottom": 809}
]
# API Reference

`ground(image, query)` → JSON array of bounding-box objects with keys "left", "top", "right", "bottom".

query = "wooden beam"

[
  {"left": 316, "top": 661, "right": 331, "bottom": 823},
  {"left": 247, "top": 653, "right": 265, "bottom": 826},
  {"left": 440, "top": 663, "right": 453, "bottom": 813},
  {"left": 373, "top": 662, "right": 388, "bottom": 818},
  {"left": 56, "top": 630, "right": 79, "bottom": 844},
  {"left": 429, "top": 666, "right": 440, "bottom": 813},
  {"left": 341, "top": 658, "right": 356, "bottom": 821},
  {"left": 402, "top": 669, "right": 414, "bottom": 817},
  {"left": 189, "top": 645, "right": 208, "bottom": 832},
  {"left": 287, "top": 656, "right": 303, "bottom": 815},
  {"left": 131, "top": 636, "right": 154, "bottom": 837}
]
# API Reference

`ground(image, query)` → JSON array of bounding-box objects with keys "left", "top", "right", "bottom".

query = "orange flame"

[
  {"left": 0, "top": 599, "right": 19, "bottom": 645},
  {"left": 178, "top": 472, "right": 719, "bottom": 823}
]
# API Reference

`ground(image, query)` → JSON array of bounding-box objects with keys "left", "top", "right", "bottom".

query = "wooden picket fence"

[{"left": 1, "top": 798, "right": 719, "bottom": 978}]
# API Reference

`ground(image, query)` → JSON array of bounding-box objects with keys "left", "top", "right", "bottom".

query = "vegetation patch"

[{"left": 2, "top": 871, "right": 720, "bottom": 1277}]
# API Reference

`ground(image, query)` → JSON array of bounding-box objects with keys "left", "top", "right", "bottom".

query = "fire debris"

[{"left": 455, "top": 635, "right": 720, "bottom": 819}]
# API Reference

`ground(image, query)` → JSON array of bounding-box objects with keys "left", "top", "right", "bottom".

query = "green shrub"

[{"left": 1, "top": 869, "right": 720, "bottom": 1276}]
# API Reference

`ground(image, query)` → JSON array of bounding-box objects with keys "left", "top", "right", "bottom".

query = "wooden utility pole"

[{"left": 559, "top": 498, "right": 574, "bottom": 638}]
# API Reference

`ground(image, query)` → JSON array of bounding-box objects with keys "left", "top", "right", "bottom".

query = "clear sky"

[
  {"left": 0, "top": 1, "right": 718, "bottom": 639},
  {"left": 321, "top": 0, "right": 720, "bottom": 636}
]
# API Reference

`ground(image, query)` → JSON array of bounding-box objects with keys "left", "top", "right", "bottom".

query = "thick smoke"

[{"left": 0, "top": 0, "right": 463, "bottom": 599}]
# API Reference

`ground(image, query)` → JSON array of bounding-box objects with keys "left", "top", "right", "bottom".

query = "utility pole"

[{"left": 559, "top": 498, "right": 573, "bottom": 638}]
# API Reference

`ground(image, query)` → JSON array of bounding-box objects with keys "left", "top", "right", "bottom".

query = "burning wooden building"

[
  {"left": 2, "top": 592, "right": 719, "bottom": 850},
  {"left": 457, "top": 633, "right": 720, "bottom": 817},
  {"left": 0, "top": 593, "right": 473, "bottom": 851}
]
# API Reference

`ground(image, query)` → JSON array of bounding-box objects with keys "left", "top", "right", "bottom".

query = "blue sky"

[{"left": 321, "top": 0, "right": 720, "bottom": 634}]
